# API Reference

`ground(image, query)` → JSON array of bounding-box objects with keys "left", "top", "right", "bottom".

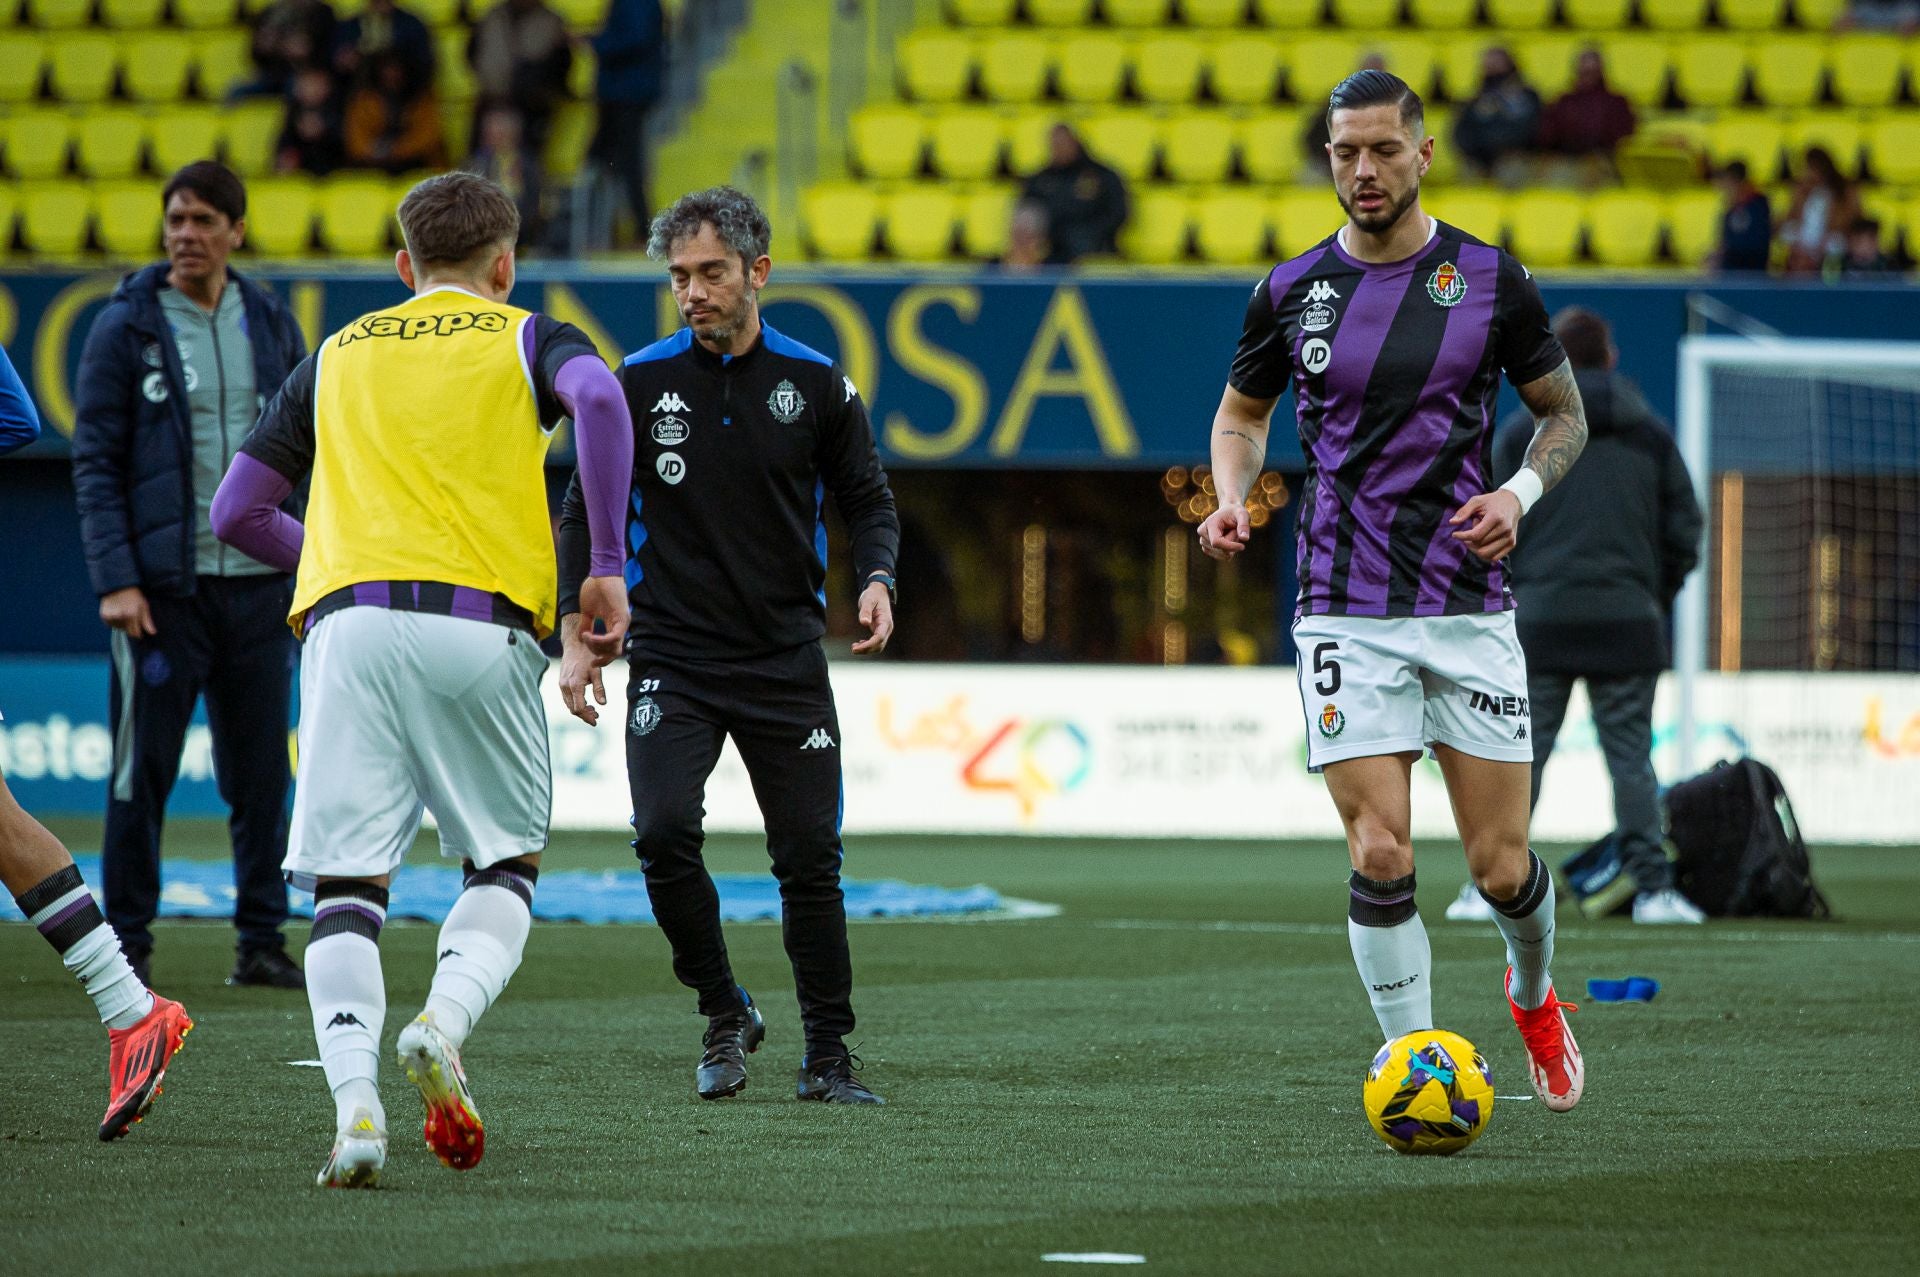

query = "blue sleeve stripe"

[
  {"left": 761, "top": 324, "right": 834, "bottom": 368},
  {"left": 812, "top": 477, "right": 827, "bottom": 606},
  {"left": 624, "top": 488, "right": 648, "bottom": 589}
]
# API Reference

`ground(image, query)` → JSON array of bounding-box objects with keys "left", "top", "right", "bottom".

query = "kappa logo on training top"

[
  {"left": 801, "top": 728, "right": 837, "bottom": 750},
  {"left": 843, "top": 375, "right": 859, "bottom": 402},
  {"left": 1426, "top": 261, "right": 1467, "bottom": 307},
  {"left": 769, "top": 379, "right": 806, "bottom": 424},
  {"left": 1305, "top": 280, "right": 1341, "bottom": 303},
  {"left": 652, "top": 391, "right": 689, "bottom": 413}
]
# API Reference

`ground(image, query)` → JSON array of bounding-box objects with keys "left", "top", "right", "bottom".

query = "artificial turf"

[{"left": 2, "top": 821, "right": 1916, "bottom": 1275}]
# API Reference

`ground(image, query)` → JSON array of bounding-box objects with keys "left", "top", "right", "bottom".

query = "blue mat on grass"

[{"left": 2, "top": 855, "right": 1003, "bottom": 926}]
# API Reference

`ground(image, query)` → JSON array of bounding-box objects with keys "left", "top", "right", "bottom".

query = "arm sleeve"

[
  {"left": 1657, "top": 432, "right": 1704, "bottom": 607},
  {"left": 1227, "top": 273, "right": 1291, "bottom": 401},
  {"left": 238, "top": 352, "right": 320, "bottom": 484},
  {"left": 553, "top": 353, "right": 633, "bottom": 579},
  {"left": 528, "top": 315, "right": 602, "bottom": 427},
  {"left": 818, "top": 366, "right": 899, "bottom": 584},
  {"left": 210, "top": 453, "right": 303, "bottom": 573},
  {"left": 69, "top": 307, "right": 142, "bottom": 596},
  {"left": 556, "top": 468, "right": 590, "bottom": 620},
  {"left": 1494, "top": 255, "right": 1566, "bottom": 386},
  {"left": 0, "top": 345, "right": 40, "bottom": 456}
]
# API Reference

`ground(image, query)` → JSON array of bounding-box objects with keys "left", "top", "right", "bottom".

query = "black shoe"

[
  {"left": 228, "top": 946, "right": 305, "bottom": 989},
  {"left": 796, "top": 1052, "right": 884, "bottom": 1105},
  {"left": 126, "top": 949, "right": 151, "bottom": 990},
  {"left": 696, "top": 994, "right": 765, "bottom": 1100}
]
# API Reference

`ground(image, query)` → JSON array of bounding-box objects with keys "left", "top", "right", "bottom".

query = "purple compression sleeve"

[
  {"left": 555, "top": 354, "right": 634, "bottom": 580},
  {"left": 210, "top": 453, "right": 303, "bottom": 574}
]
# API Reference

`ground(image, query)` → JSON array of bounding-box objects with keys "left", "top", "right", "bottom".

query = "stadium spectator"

[
  {"left": 1490, "top": 307, "right": 1704, "bottom": 926},
  {"left": 1711, "top": 159, "right": 1773, "bottom": 272},
  {"left": 332, "top": 0, "right": 435, "bottom": 96},
  {"left": 589, "top": 0, "right": 667, "bottom": 242},
  {"left": 1838, "top": 0, "right": 1920, "bottom": 33},
  {"left": 1779, "top": 146, "right": 1859, "bottom": 275},
  {"left": 465, "top": 107, "right": 543, "bottom": 246},
  {"left": 244, "top": 0, "right": 337, "bottom": 98},
  {"left": 469, "top": 0, "right": 575, "bottom": 151},
  {"left": 344, "top": 53, "right": 448, "bottom": 174},
  {"left": 1537, "top": 49, "right": 1635, "bottom": 167},
  {"left": 70, "top": 163, "right": 309, "bottom": 991},
  {"left": 1840, "top": 217, "right": 1895, "bottom": 275},
  {"left": 276, "top": 66, "right": 348, "bottom": 176},
  {"left": 996, "top": 200, "right": 1051, "bottom": 271},
  {"left": 1454, "top": 47, "right": 1541, "bottom": 182},
  {"left": 1019, "top": 124, "right": 1128, "bottom": 265}
]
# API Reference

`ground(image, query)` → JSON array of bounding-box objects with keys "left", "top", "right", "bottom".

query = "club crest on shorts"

[
  {"left": 768, "top": 379, "right": 806, "bottom": 424},
  {"left": 630, "top": 695, "right": 662, "bottom": 737},
  {"left": 1426, "top": 261, "right": 1467, "bottom": 307},
  {"left": 1318, "top": 703, "right": 1345, "bottom": 738}
]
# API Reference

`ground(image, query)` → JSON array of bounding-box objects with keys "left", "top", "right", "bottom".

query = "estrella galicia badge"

[
  {"left": 1300, "top": 301, "right": 1337, "bottom": 333},
  {"left": 1318, "top": 703, "right": 1345, "bottom": 738},
  {"left": 1426, "top": 261, "right": 1467, "bottom": 307},
  {"left": 768, "top": 379, "right": 806, "bottom": 424},
  {"left": 630, "top": 696, "right": 662, "bottom": 737},
  {"left": 651, "top": 415, "right": 689, "bottom": 445},
  {"left": 140, "top": 650, "right": 173, "bottom": 686}
]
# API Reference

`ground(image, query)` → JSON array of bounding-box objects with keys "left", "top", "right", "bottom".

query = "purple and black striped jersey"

[{"left": 1230, "top": 220, "right": 1565, "bottom": 619}]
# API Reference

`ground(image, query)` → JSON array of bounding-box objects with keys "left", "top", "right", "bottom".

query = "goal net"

[{"left": 1672, "top": 337, "right": 1920, "bottom": 844}]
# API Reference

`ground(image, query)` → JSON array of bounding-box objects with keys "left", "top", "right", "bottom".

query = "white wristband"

[{"left": 1499, "top": 467, "right": 1544, "bottom": 517}]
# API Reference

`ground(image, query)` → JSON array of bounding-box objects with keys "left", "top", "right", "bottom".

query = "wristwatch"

[{"left": 866, "top": 571, "right": 898, "bottom": 606}]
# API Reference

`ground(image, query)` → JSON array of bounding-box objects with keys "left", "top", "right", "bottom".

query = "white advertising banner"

[{"left": 546, "top": 664, "right": 1920, "bottom": 845}]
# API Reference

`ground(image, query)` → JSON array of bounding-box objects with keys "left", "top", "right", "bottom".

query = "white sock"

[
  {"left": 1348, "top": 871, "right": 1433, "bottom": 1041},
  {"left": 1483, "top": 851, "right": 1556, "bottom": 1011},
  {"left": 307, "top": 884, "right": 389, "bottom": 1132},
  {"left": 14, "top": 864, "right": 152, "bottom": 1029},
  {"left": 423, "top": 862, "right": 536, "bottom": 1049}
]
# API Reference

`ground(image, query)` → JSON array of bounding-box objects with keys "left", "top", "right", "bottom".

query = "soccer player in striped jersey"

[
  {"left": 1198, "top": 70, "right": 1592, "bottom": 1111},
  {"left": 2, "top": 344, "right": 192, "bottom": 1141}
]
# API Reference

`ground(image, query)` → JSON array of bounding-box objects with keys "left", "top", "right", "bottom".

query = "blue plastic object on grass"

[{"left": 1587, "top": 976, "right": 1660, "bottom": 1003}]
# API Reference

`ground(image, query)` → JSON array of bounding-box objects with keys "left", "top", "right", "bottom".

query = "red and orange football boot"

[
  {"left": 100, "top": 994, "right": 193, "bottom": 1141},
  {"left": 1507, "top": 967, "right": 1584, "bottom": 1112},
  {"left": 396, "top": 1013, "right": 484, "bottom": 1170}
]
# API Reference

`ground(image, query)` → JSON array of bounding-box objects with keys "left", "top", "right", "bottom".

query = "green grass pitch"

[{"left": 3, "top": 821, "right": 1917, "bottom": 1275}]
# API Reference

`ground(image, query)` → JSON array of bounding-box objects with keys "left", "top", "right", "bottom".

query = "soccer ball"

[{"left": 1363, "top": 1029, "right": 1495, "bottom": 1156}]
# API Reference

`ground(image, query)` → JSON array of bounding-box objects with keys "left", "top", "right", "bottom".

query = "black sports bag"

[{"left": 1664, "top": 757, "right": 1831, "bottom": 919}]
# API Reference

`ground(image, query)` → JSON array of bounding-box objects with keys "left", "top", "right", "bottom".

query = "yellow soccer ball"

[{"left": 1363, "top": 1029, "right": 1495, "bottom": 1156}]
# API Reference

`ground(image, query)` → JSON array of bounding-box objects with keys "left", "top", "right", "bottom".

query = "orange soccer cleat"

[
  {"left": 1507, "top": 967, "right": 1584, "bottom": 1112},
  {"left": 100, "top": 994, "right": 193, "bottom": 1141},
  {"left": 397, "top": 1013, "right": 485, "bottom": 1170}
]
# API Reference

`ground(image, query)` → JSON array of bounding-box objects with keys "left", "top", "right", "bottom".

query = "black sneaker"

[
  {"left": 696, "top": 994, "right": 765, "bottom": 1100},
  {"left": 796, "top": 1053, "right": 884, "bottom": 1105},
  {"left": 228, "top": 946, "right": 305, "bottom": 989}
]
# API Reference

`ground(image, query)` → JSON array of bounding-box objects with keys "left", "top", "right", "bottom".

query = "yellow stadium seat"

[
  {"left": 95, "top": 180, "right": 162, "bottom": 256},
  {"left": 1250, "top": 0, "right": 1317, "bottom": 26},
  {"left": 1708, "top": 114, "right": 1786, "bottom": 180},
  {"left": 1663, "top": 188, "right": 1721, "bottom": 266},
  {"left": 1719, "top": 0, "right": 1787, "bottom": 31},
  {"left": 1160, "top": 112, "right": 1234, "bottom": 183},
  {"left": 850, "top": 105, "right": 928, "bottom": 180},
  {"left": 4, "top": 109, "right": 74, "bottom": 179},
  {"left": 438, "top": 29, "right": 475, "bottom": 101},
  {"left": 550, "top": 0, "right": 607, "bottom": 32},
  {"left": 174, "top": 0, "right": 238, "bottom": 27},
  {"left": 978, "top": 31, "right": 1050, "bottom": 105},
  {"left": 949, "top": 0, "right": 1017, "bottom": 24},
  {"left": 1484, "top": 0, "right": 1553, "bottom": 28},
  {"left": 123, "top": 32, "right": 194, "bottom": 104},
  {"left": 49, "top": 33, "right": 119, "bottom": 103},
  {"left": 1286, "top": 36, "right": 1362, "bottom": 107},
  {"left": 1868, "top": 116, "right": 1920, "bottom": 185},
  {"left": 408, "top": 0, "right": 465, "bottom": 24},
  {"left": 244, "top": 178, "right": 315, "bottom": 255},
  {"left": 1513, "top": 35, "right": 1582, "bottom": 101},
  {"left": 76, "top": 109, "right": 148, "bottom": 178},
  {"left": 1671, "top": 36, "right": 1748, "bottom": 109},
  {"left": 193, "top": 31, "right": 251, "bottom": 101},
  {"left": 898, "top": 30, "right": 974, "bottom": 104},
  {"left": 567, "top": 44, "right": 595, "bottom": 100},
  {"left": 1405, "top": 0, "right": 1476, "bottom": 25},
  {"left": 1105, "top": 0, "right": 1168, "bottom": 26},
  {"left": 803, "top": 183, "right": 879, "bottom": 261},
  {"left": 318, "top": 175, "right": 393, "bottom": 255},
  {"left": 928, "top": 109, "right": 1005, "bottom": 180},
  {"left": 0, "top": 35, "right": 48, "bottom": 104},
  {"left": 882, "top": 186, "right": 959, "bottom": 261},
  {"left": 545, "top": 100, "right": 594, "bottom": 178},
  {"left": 1585, "top": 190, "right": 1661, "bottom": 267},
  {"left": 1079, "top": 110, "right": 1158, "bottom": 181},
  {"left": 1786, "top": 113, "right": 1864, "bottom": 178},
  {"left": 1642, "top": 0, "right": 1710, "bottom": 30},
  {"left": 1055, "top": 32, "right": 1127, "bottom": 104},
  {"left": 1363, "top": 35, "right": 1439, "bottom": 100},
  {"left": 1329, "top": 0, "right": 1398, "bottom": 25},
  {"left": 1427, "top": 188, "right": 1509, "bottom": 246},
  {"left": 26, "top": 0, "right": 92, "bottom": 28},
  {"left": 1563, "top": 0, "right": 1631, "bottom": 28},
  {"left": 150, "top": 105, "right": 223, "bottom": 173},
  {"left": 1507, "top": 191, "right": 1584, "bottom": 268},
  {"left": 1829, "top": 36, "right": 1902, "bottom": 108},
  {"left": 1134, "top": 35, "right": 1206, "bottom": 106},
  {"left": 20, "top": 181, "right": 93, "bottom": 255},
  {"left": 1793, "top": 0, "right": 1845, "bottom": 25},
  {"left": 1027, "top": 0, "right": 1093, "bottom": 23},
  {"left": 1237, "top": 114, "right": 1300, "bottom": 183},
  {"left": 1272, "top": 186, "right": 1340, "bottom": 257},
  {"left": 960, "top": 184, "right": 1016, "bottom": 258},
  {"left": 1433, "top": 39, "right": 1486, "bottom": 105},
  {"left": 1005, "top": 111, "right": 1056, "bottom": 174},
  {"left": 1210, "top": 38, "right": 1281, "bottom": 106},
  {"left": 1194, "top": 191, "right": 1271, "bottom": 265},
  {"left": 1119, "top": 189, "right": 1189, "bottom": 263},
  {"left": 222, "top": 99, "right": 284, "bottom": 175},
  {"left": 1422, "top": 104, "right": 1457, "bottom": 182},
  {"left": 101, "top": 0, "right": 166, "bottom": 25},
  {"left": 1750, "top": 37, "right": 1826, "bottom": 108},
  {"left": 1601, "top": 35, "right": 1670, "bottom": 109}
]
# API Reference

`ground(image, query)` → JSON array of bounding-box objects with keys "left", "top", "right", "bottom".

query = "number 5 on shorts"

[{"left": 1313, "top": 642, "right": 1341, "bottom": 696}]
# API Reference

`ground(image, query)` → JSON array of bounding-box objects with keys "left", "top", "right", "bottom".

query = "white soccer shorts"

[
  {"left": 285, "top": 607, "right": 551, "bottom": 888},
  {"left": 1293, "top": 610, "right": 1534, "bottom": 772}
]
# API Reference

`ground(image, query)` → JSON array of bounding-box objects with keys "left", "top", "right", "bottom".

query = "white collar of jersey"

[
  {"left": 1337, "top": 213, "right": 1439, "bottom": 262},
  {"left": 415, "top": 283, "right": 487, "bottom": 301}
]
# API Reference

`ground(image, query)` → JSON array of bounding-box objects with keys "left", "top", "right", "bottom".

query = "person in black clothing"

[
  {"left": 1491, "top": 308, "right": 1705, "bottom": 925},
  {"left": 1711, "top": 160, "right": 1773, "bottom": 273},
  {"left": 556, "top": 186, "right": 899, "bottom": 1105},
  {"left": 1020, "top": 123, "right": 1128, "bottom": 264}
]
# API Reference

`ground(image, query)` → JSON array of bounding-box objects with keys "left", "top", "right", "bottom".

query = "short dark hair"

[
  {"left": 162, "top": 161, "right": 246, "bottom": 223},
  {"left": 647, "top": 186, "right": 772, "bottom": 267},
  {"left": 1326, "top": 68, "right": 1424, "bottom": 136},
  {"left": 1552, "top": 306, "right": 1613, "bottom": 371},
  {"left": 395, "top": 171, "right": 520, "bottom": 268}
]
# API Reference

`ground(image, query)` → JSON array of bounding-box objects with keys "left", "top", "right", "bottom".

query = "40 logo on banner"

[{"left": 877, "top": 695, "right": 1092, "bottom": 820}]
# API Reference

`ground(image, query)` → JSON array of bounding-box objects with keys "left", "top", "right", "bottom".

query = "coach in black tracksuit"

[{"left": 557, "top": 187, "right": 898, "bottom": 1105}]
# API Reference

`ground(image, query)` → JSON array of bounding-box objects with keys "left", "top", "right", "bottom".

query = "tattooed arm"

[
  {"left": 1451, "top": 358, "right": 1588, "bottom": 563},
  {"left": 1199, "top": 385, "right": 1278, "bottom": 561}
]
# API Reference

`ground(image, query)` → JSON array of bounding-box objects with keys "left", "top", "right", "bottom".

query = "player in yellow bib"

[{"left": 212, "top": 172, "right": 633, "bottom": 1188}]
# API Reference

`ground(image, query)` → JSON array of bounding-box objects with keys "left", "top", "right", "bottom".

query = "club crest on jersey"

[
  {"left": 651, "top": 415, "right": 689, "bottom": 445},
  {"left": 652, "top": 391, "right": 689, "bottom": 413},
  {"left": 630, "top": 696, "right": 662, "bottom": 736},
  {"left": 768, "top": 379, "right": 806, "bottom": 423},
  {"left": 1318, "top": 703, "right": 1345, "bottom": 738},
  {"left": 1427, "top": 261, "right": 1467, "bottom": 307}
]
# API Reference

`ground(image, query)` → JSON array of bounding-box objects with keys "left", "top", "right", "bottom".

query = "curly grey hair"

[{"left": 646, "top": 186, "right": 772, "bottom": 266}]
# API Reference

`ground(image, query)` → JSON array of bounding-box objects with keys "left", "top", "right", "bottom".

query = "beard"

[
  {"left": 1337, "top": 181, "right": 1420, "bottom": 235},
  {"left": 686, "top": 294, "right": 752, "bottom": 345}
]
